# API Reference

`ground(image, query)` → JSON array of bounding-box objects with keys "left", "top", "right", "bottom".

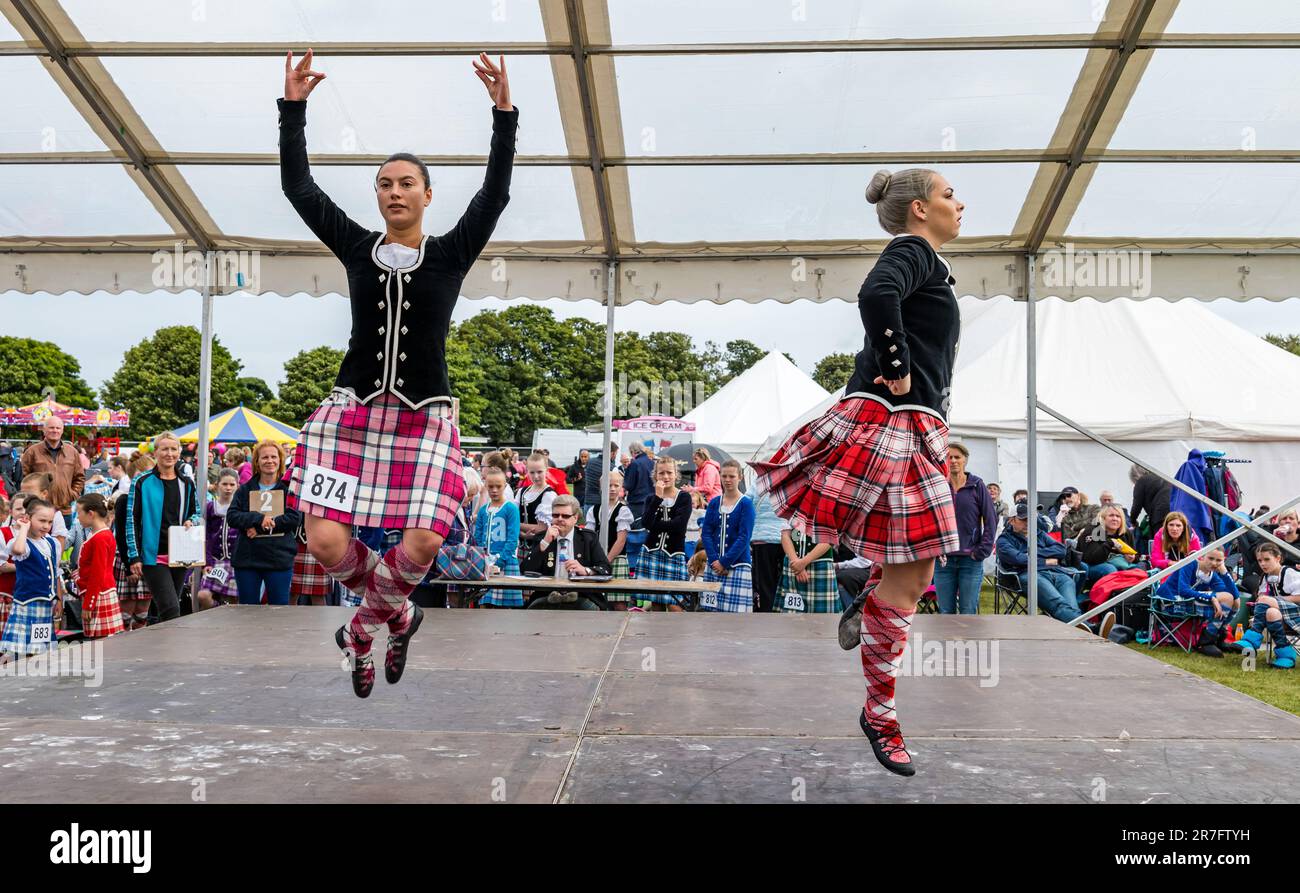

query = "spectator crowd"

[{"left": 0, "top": 420, "right": 1295, "bottom": 670}]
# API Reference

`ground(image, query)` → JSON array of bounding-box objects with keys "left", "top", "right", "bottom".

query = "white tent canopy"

[
  {"left": 4, "top": 0, "right": 1300, "bottom": 303},
  {"left": 756, "top": 297, "right": 1300, "bottom": 505},
  {"left": 681, "top": 351, "right": 828, "bottom": 458}
]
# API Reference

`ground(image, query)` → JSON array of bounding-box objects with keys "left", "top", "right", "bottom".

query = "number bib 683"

[{"left": 301, "top": 464, "right": 359, "bottom": 514}]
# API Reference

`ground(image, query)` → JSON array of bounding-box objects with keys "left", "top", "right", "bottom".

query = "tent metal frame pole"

[
  {"left": 1025, "top": 253, "right": 1038, "bottom": 616},
  {"left": 599, "top": 262, "right": 616, "bottom": 537},
  {"left": 197, "top": 255, "right": 214, "bottom": 500}
]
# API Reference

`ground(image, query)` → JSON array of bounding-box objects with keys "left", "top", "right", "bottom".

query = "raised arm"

[
  {"left": 440, "top": 53, "right": 519, "bottom": 271},
  {"left": 279, "top": 49, "right": 370, "bottom": 259}
]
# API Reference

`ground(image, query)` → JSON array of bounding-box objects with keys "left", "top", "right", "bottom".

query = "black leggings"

[
  {"left": 750, "top": 542, "right": 786, "bottom": 612},
  {"left": 141, "top": 566, "right": 187, "bottom": 622}
]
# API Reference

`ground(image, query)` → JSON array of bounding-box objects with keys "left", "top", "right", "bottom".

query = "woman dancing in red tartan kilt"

[
  {"left": 752, "top": 168, "right": 965, "bottom": 776},
  {"left": 279, "top": 49, "right": 517, "bottom": 698}
]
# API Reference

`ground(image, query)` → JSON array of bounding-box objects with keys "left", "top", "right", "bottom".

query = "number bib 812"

[{"left": 301, "top": 464, "right": 359, "bottom": 515}]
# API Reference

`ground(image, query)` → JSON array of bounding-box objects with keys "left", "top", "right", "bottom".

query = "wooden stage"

[{"left": 1, "top": 607, "right": 1298, "bottom": 803}]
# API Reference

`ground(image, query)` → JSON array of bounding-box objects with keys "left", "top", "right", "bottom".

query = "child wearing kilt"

[
  {"left": 775, "top": 526, "right": 838, "bottom": 613},
  {"left": 699, "top": 461, "right": 756, "bottom": 613},
  {"left": 113, "top": 491, "right": 150, "bottom": 629},
  {"left": 586, "top": 470, "right": 634, "bottom": 607},
  {"left": 751, "top": 181, "right": 966, "bottom": 777},
  {"left": 1, "top": 497, "right": 62, "bottom": 657},
  {"left": 474, "top": 467, "right": 523, "bottom": 608},
  {"left": 278, "top": 49, "right": 518, "bottom": 697},
  {"left": 639, "top": 456, "right": 693, "bottom": 611},
  {"left": 75, "top": 494, "right": 124, "bottom": 638},
  {"left": 515, "top": 453, "right": 556, "bottom": 563},
  {"left": 1232, "top": 543, "right": 1299, "bottom": 668}
]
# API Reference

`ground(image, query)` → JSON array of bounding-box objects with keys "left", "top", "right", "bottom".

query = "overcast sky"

[{"left": 1, "top": 288, "right": 1297, "bottom": 396}]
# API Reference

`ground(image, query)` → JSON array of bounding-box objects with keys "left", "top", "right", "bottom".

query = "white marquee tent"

[
  {"left": 681, "top": 351, "right": 828, "bottom": 459},
  {"left": 757, "top": 296, "right": 1300, "bottom": 507}
]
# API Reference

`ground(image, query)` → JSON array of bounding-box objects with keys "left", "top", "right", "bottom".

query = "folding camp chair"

[
  {"left": 993, "top": 560, "right": 1028, "bottom": 615},
  {"left": 1147, "top": 594, "right": 1206, "bottom": 653}
]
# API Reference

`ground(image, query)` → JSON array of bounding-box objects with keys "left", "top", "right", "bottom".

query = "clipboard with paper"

[{"left": 167, "top": 525, "right": 207, "bottom": 567}]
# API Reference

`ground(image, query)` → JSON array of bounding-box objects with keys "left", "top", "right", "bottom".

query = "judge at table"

[{"left": 523, "top": 494, "right": 611, "bottom": 610}]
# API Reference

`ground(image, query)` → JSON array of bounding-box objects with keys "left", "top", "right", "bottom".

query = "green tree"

[
  {"left": 275, "top": 346, "right": 344, "bottom": 428},
  {"left": 445, "top": 330, "right": 487, "bottom": 434},
  {"left": 101, "top": 326, "right": 245, "bottom": 438},
  {"left": 0, "top": 336, "right": 97, "bottom": 408},
  {"left": 813, "top": 352, "right": 856, "bottom": 392},
  {"left": 1265, "top": 333, "right": 1300, "bottom": 357},
  {"left": 454, "top": 305, "right": 588, "bottom": 443},
  {"left": 233, "top": 376, "right": 275, "bottom": 413}
]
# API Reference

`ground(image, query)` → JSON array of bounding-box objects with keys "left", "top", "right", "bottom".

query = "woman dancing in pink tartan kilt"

[
  {"left": 278, "top": 49, "right": 516, "bottom": 697},
  {"left": 752, "top": 168, "right": 965, "bottom": 776}
]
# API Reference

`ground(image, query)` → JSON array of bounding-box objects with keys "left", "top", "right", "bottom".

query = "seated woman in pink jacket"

[
  {"left": 691, "top": 449, "right": 722, "bottom": 501},
  {"left": 1151, "top": 511, "right": 1201, "bottom": 569}
]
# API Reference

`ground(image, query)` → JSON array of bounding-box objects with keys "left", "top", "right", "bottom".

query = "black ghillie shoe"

[
  {"left": 336, "top": 625, "right": 374, "bottom": 699},
  {"left": 385, "top": 603, "right": 424, "bottom": 685},
  {"left": 859, "top": 708, "right": 915, "bottom": 777},
  {"left": 839, "top": 580, "right": 879, "bottom": 651}
]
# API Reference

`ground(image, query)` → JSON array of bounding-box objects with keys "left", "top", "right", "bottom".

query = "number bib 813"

[{"left": 301, "top": 464, "right": 359, "bottom": 515}]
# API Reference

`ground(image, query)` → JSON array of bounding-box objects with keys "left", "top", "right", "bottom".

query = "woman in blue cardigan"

[
  {"left": 700, "top": 460, "right": 756, "bottom": 612},
  {"left": 125, "top": 433, "right": 202, "bottom": 622}
]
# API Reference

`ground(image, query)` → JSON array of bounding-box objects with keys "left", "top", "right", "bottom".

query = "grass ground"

[{"left": 971, "top": 581, "right": 1298, "bottom": 717}]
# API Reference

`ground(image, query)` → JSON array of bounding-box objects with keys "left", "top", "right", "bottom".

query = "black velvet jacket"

[
  {"left": 844, "top": 234, "right": 961, "bottom": 421},
  {"left": 278, "top": 98, "right": 518, "bottom": 408}
]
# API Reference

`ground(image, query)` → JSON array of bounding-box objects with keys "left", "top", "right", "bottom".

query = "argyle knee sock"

[
  {"left": 1251, "top": 600, "right": 1270, "bottom": 632},
  {"left": 322, "top": 538, "right": 379, "bottom": 604},
  {"left": 346, "top": 544, "right": 433, "bottom": 647},
  {"left": 859, "top": 594, "right": 915, "bottom": 757},
  {"left": 1266, "top": 619, "right": 1291, "bottom": 649}
]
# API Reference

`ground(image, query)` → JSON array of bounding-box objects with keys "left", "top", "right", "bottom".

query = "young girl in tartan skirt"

[
  {"left": 474, "top": 467, "right": 523, "bottom": 608},
  {"left": 196, "top": 469, "right": 241, "bottom": 609},
  {"left": 699, "top": 460, "right": 755, "bottom": 613},
  {"left": 751, "top": 168, "right": 964, "bottom": 777},
  {"left": 516, "top": 453, "right": 556, "bottom": 562},
  {"left": 775, "top": 527, "right": 838, "bottom": 614},
  {"left": 1, "top": 497, "right": 62, "bottom": 659},
  {"left": 113, "top": 490, "right": 150, "bottom": 629},
  {"left": 279, "top": 50, "right": 517, "bottom": 698},
  {"left": 74, "top": 494, "right": 124, "bottom": 638},
  {"left": 639, "top": 456, "right": 693, "bottom": 612},
  {"left": 586, "top": 470, "right": 634, "bottom": 607}
]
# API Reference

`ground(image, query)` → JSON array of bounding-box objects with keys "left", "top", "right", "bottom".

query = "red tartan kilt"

[
  {"left": 750, "top": 395, "right": 959, "bottom": 565},
  {"left": 292, "top": 541, "right": 334, "bottom": 599},
  {"left": 82, "top": 587, "right": 125, "bottom": 638}
]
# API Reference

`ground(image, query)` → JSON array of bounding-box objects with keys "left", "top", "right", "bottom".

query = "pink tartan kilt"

[
  {"left": 291, "top": 390, "right": 466, "bottom": 537},
  {"left": 749, "top": 394, "right": 959, "bottom": 565},
  {"left": 82, "top": 587, "right": 125, "bottom": 638},
  {"left": 292, "top": 539, "right": 334, "bottom": 599}
]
